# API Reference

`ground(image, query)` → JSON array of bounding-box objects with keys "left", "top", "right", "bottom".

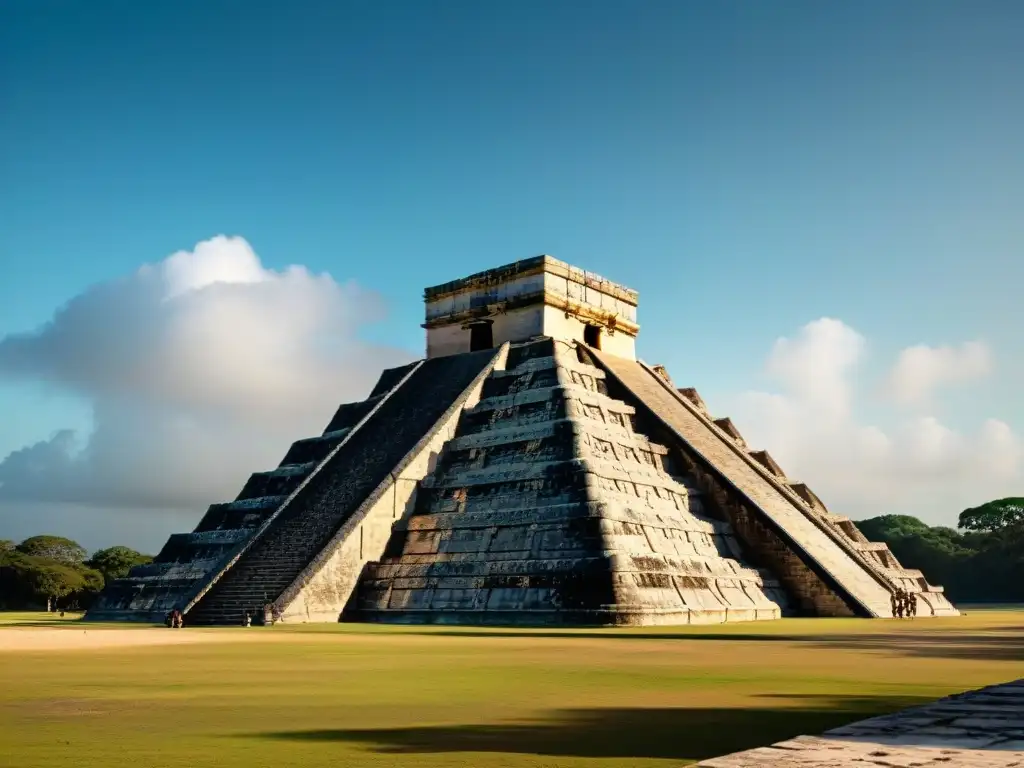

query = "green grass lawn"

[{"left": 1, "top": 611, "right": 1021, "bottom": 768}]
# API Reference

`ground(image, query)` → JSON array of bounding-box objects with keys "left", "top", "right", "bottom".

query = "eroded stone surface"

[
  {"left": 697, "top": 680, "right": 1024, "bottom": 767},
  {"left": 353, "top": 338, "right": 787, "bottom": 625},
  {"left": 590, "top": 348, "right": 957, "bottom": 619},
  {"left": 185, "top": 348, "right": 504, "bottom": 626}
]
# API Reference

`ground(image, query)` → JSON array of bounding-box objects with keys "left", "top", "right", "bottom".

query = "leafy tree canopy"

[
  {"left": 856, "top": 503, "right": 1024, "bottom": 603},
  {"left": 959, "top": 497, "right": 1024, "bottom": 533},
  {"left": 5, "top": 555, "right": 102, "bottom": 604},
  {"left": 856, "top": 514, "right": 932, "bottom": 539},
  {"left": 87, "top": 546, "right": 153, "bottom": 582},
  {"left": 16, "top": 535, "right": 87, "bottom": 565}
]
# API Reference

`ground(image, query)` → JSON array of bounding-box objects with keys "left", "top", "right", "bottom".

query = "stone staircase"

[
  {"left": 185, "top": 349, "right": 502, "bottom": 625},
  {"left": 354, "top": 338, "right": 788, "bottom": 625},
  {"left": 590, "top": 350, "right": 958, "bottom": 618},
  {"left": 86, "top": 363, "right": 420, "bottom": 622},
  {"left": 665, "top": 377, "right": 956, "bottom": 617}
]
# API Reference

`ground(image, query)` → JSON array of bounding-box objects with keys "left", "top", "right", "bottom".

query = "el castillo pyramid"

[{"left": 90, "top": 256, "right": 958, "bottom": 625}]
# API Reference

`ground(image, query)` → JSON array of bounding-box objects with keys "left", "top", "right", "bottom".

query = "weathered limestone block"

[{"left": 697, "top": 679, "right": 1024, "bottom": 767}]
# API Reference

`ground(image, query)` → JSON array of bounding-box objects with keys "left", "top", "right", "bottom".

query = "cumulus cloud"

[
  {"left": 724, "top": 319, "right": 1021, "bottom": 527},
  {"left": 886, "top": 340, "right": 992, "bottom": 406},
  {"left": 0, "top": 235, "right": 414, "bottom": 544},
  {"left": 763, "top": 317, "right": 864, "bottom": 424}
]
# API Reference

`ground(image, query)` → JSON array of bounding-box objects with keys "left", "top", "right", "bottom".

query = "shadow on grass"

[
  {"left": 252, "top": 693, "right": 927, "bottom": 761},
  {"left": 0, "top": 617, "right": 160, "bottom": 629},
  {"left": 0, "top": 619, "right": 86, "bottom": 628},
  {"left": 377, "top": 627, "right": 1024, "bottom": 662}
]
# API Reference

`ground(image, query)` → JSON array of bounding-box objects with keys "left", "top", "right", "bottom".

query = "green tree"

[
  {"left": 959, "top": 498, "right": 1024, "bottom": 533},
  {"left": 857, "top": 505, "right": 1024, "bottom": 604},
  {"left": 16, "top": 535, "right": 87, "bottom": 566},
  {"left": 855, "top": 514, "right": 977, "bottom": 602},
  {"left": 5, "top": 557, "right": 102, "bottom": 611},
  {"left": 87, "top": 546, "right": 153, "bottom": 583},
  {"left": 0, "top": 539, "right": 14, "bottom": 555}
]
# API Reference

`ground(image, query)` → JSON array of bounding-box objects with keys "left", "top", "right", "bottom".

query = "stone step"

[
  {"left": 445, "top": 417, "right": 637, "bottom": 452},
  {"left": 186, "top": 348, "right": 503, "bottom": 626},
  {"left": 401, "top": 500, "right": 716, "bottom": 533},
  {"left": 468, "top": 384, "right": 634, "bottom": 419},
  {"left": 154, "top": 529, "right": 249, "bottom": 564},
  {"left": 323, "top": 396, "right": 384, "bottom": 434},
  {"left": 854, "top": 541, "right": 890, "bottom": 552},
  {"left": 590, "top": 349, "right": 897, "bottom": 619},
  {"left": 279, "top": 428, "right": 352, "bottom": 466},
  {"left": 89, "top": 366, "right": 430, "bottom": 624},
  {"left": 441, "top": 423, "right": 673, "bottom": 477},
  {"left": 421, "top": 456, "right": 691, "bottom": 505},
  {"left": 481, "top": 361, "right": 607, "bottom": 399},
  {"left": 502, "top": 337, "right": 560, "bottom": 369},
  {"left": 235, "top": 462, "right": 317, "bottom": 501}
]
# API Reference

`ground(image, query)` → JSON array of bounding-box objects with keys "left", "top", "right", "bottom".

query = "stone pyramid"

[
  {"left": 353, "top": 337, "right": 788, "bottom": 624},
  {"left": 90, "top": 256, "right": 957, "bottom": 625}
]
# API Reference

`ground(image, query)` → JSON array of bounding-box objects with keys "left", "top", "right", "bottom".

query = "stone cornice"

[
  {"left": 422, "top": 289, "right": 641, "bottom": 336},
  {"left": 424, "top": 255, "right": 639, "bottom": 306}
]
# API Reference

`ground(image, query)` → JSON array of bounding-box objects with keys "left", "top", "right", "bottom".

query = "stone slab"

[{"left": 697, "top": 679, "right": 1024, "bottom": 767}]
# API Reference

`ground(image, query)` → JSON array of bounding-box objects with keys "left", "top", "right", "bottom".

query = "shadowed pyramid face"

[{"left": 422, "top": 256, "right": 640, "bottom": 360}]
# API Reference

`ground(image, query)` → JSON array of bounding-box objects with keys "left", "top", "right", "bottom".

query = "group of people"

[
  {"left": 165, "top": 609, "right": 184, "bottom": 628},
  {"left": 891, "top": 589, "right": 917, "bottom": 619}
]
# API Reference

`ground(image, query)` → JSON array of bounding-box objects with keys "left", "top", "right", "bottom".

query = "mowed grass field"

[{"left": 0, "top": 609, "right": 1021, "bottom": 768}]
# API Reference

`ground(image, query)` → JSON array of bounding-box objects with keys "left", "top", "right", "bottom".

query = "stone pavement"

[{"left": 697, "top": 679, "right": 1024, "bottom": 767}]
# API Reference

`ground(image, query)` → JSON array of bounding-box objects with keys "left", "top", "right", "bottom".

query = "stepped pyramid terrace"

[{"left": 89, "top": 256, "right": 958, "bottom": 626}]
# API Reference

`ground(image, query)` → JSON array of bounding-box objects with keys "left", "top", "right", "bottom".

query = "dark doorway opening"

[
  {"left": 470, "top": 322, "right": 493, "bottom": 351},
  {"left": 584, "top": 324, "right": 602, "bottom": 349}
]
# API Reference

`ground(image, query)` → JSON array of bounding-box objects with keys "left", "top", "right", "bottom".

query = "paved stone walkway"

[{"left": 697, "top": 679, "right": 1024, "bottom": 767}]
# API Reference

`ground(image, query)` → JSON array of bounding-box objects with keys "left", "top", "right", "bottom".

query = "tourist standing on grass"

[{"left": 891, "top": 591, "right": 899, "bottom": 618}]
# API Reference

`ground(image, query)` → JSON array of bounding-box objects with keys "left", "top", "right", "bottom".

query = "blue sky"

[{"left": 1, "top": 1, "right": 1022, "bottom": 548}]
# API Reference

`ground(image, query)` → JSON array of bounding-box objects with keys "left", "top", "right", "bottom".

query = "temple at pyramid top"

[{"left": 423, "top": 255, "right": 640, "bottom": 359}]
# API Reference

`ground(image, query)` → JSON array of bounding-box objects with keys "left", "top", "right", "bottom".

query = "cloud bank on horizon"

[
  {"left": 726, "top": 318, "right": 1021, "bottom": 527},
  {"left": 0, "top": 236, "right": 413, "bottom": 547},
  {"left": 0, "top": 235, "right": 1019, "bottom": 549}
]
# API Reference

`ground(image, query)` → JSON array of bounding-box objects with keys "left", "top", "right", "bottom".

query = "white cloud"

[
  {"left": 723, "top": 320, "right": 1021, "bottom": 527},
  {"left": 763, "top": 318, "right": 864, "bottom": 426},
  {"left": 0, "top": 235, "right": 414, "bottom": 547},
  {"left": 886, "top": 340, "right": 992, "bottom": 406}
]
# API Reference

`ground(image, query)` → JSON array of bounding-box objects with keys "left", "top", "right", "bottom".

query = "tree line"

[
  {"left": 0, "top": 536, "right": 152, "bottom": 611},
  {"left": 855, "top": 497, "right": 1024, "bottom": 603},
  {"left": 0, "top": 497, "right": 1019, "bottom": 611}
]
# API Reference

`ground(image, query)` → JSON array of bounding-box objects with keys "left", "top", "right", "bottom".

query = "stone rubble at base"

[
  {"left": 89, "top": 255, "right": 956, "bottom": 626},
  {"left": 697, "top": 678, "right": 1024, "bottom": 768}
]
